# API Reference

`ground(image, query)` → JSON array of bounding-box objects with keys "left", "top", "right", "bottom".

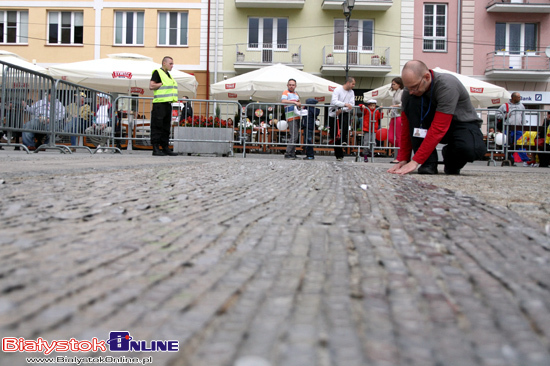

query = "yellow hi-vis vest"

[{"left": 153, "top": 68, "right": 178, "bottom": 103}]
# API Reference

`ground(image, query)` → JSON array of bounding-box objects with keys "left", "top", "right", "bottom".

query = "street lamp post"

[{"left": 342, "top": 0, "right": 355, "bottom": 80}]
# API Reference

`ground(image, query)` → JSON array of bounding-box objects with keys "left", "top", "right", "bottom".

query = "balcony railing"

[
  {"left": 485, "top": 51, "right": 550, "bottom": 79},
  {"left": 322, "top": 0, "right": 393, "bottom": 11},
  {"left": 486, "top": 0, "right": 550, "bottom": 13},
  {"left": 234, "top": 44, "right": 302, "bottom": 66},
  {"left": 322, "top": 46, "right": 390, "bottom": 67},
  {"left": 235, "top": 0, "right": 305, "bottom": 8}
]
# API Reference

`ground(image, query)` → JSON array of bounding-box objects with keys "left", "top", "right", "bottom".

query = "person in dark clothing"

[
  {"left": 149, "top": 56, "right": 178, "bottom": 156},
  {"left": 538, "top": 111, "right": 550, "bottom": 168},
  {"left": 302, "top": 98, "right": 320, "bottom": 160},
  {"left": 178, "top": 96, "right": 194, "bottom": 124},
  {"left": 388, "top": 60, "right": 486, "bottom": 175}
]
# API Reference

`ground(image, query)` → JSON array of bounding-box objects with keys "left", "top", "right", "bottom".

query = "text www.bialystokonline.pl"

[{"left": 25, "top": 355, "right": 153, "bottom": 365}]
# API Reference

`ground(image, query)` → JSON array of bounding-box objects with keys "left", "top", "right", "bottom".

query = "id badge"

[{"left": 413, "top": 128, "right": 428, "bottom": 138}]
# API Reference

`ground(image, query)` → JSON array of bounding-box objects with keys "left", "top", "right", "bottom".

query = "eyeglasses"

[{"left": 407, "top": 77, "right": 425, "bottom": 93}]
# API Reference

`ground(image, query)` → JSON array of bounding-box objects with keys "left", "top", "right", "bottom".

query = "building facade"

[
  {"left": 0, "top": 0, "right": 217, "bottom": 99},
  {"left": 220, "top": 0, "right": 403, "bottom": 101},
  {"left": 410, "top": 0, "right": 550, "bottom": 109}
]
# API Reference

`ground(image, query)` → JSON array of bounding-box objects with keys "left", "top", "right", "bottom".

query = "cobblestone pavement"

[{"left": 1, "top": 151, "right": 549, "bottom": 366}]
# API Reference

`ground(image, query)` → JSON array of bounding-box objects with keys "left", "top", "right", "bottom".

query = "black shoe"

[
  {"left": 444, "top": 167, "right": 461, "bottom": 175},
  {"left": 418, "top": 164, "right": 438, "bottom": 175},
  {"left": 284, "top": 155, "right": 296, "bottom": 160},
  {"left": 152, "top": 144, "right": 166, "bottom": 156},
  {"left": 303, "top": 156, "right": 314, "bottom": 160},
  {"left": 161, "top": 144, "right": 178, "bottom": 156}
]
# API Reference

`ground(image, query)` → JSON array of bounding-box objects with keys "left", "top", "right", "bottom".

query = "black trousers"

[
  {"left": 411, "top": 122, "right": 487, "bottom": 171},
  {"left": 539, "top": 144, "right": 550, "bottom": 167},
  {"left": 151, "top": 102, "right": 172, "bottom": 145},
  {"left": 328, "top": 112, "right": 351, "bottom": 159}
]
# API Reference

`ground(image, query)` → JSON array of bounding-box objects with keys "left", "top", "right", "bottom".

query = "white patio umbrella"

[
  {"left": 48, "top": 53, "right": 198, "bottom": 97},
  {"left": 211, "top": 63, "right": 340, "bottom": 103},
  {"left": 364, "top": 67, "right": 511, "bottom": 108},
  {"left": 0, "top": 50, "right": 47, "bottom": 74}
]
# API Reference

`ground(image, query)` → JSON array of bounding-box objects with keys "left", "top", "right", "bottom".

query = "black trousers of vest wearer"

[
  {"left": 151, "top": 102, "right": 172, "bottom": 145},
  {"left": 328, "top": 112, "right": 351, "bottom": 159},
  {"left": 410, "top": 122, "right": 487, "bottom": 170}
]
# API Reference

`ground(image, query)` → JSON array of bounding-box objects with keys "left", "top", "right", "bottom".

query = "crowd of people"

[{"left": 2, "top": 56, "right": 549, "bottom": 170}]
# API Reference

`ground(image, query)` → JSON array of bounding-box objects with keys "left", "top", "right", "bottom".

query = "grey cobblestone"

[{"left": 0, "top": 151, "right": 549, "bottom": 366}]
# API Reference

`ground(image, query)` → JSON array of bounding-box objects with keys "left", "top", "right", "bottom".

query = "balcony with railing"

[
  {"left": 486, "top": 0, "right": 550, "bottom": 13},
  {"left": 320, "top": 46, "right": 391, "bottom": 76},
  {"left": 235, "top": 0, "right": 305, "bottom": 8},
  {"left": 322, "top": 0, "right": 393, "bottom": 11},
  {"left": 485, "top": 51, "right": 550, "bottom": 79},
  {"left": 234, "top": 44, "right": 303, "bottom": 72}
]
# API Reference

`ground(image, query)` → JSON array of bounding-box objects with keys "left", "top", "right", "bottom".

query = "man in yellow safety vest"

[{"left": 149, "top": 56, "right": 178, "bottom": 156}]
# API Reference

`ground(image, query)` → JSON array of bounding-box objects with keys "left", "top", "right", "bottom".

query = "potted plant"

[
  {"left": 371, "top": 55, "right": 380, "bottom": 66},
  {"left": 236, "top": 52, "right": 244, "bottom": 62},
  {"left": 326, "top": 53, "right": 334, "bottom": 65},
  {"left": 292, "top": 53, "right": 300, "bottom": 63},
  {"left": 380, "top": 55, "right": 386, "bottom": 65}
]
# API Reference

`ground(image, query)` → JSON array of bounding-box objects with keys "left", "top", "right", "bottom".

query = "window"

[
  {"left": 423, "top": 4, "right": 447, "bottom": 52},
  {"left": 114, "top": 11, "right": 144, "bottom": 46},
  {"left": 0, "top": 10, "right": 28, "bottom": 44},
  {"left": 158, "top": 12, "right": 188, "bottom": 46},
  {"left": 495, "top": 23, "right": 537, "bottom": 54},
  {"left": 333, "top": 19, "right": 373, "bottom": 52},
  {"left": 48, "top": 12, "right": 83, "bottom": 45},
  {"left": 248, "top": 18, "right": 287, "bottom": 49}
]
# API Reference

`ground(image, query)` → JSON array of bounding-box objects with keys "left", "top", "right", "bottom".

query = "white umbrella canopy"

[
  {"left": 211, "top": 63, "right": 341, "bottom": 103},
  {"left": 363, "top": 83, "right": 394, "bottom": 106},
  {"left": 364, "top": 68, "right": 511, "bottom": 108},
  {"left": 432, "top": 67, "right": 510, "bottom": 107},
  {"left": 0, "top": 50, "right": 48, "bottom": 74},
  {"left": 48, "top": 53, "right": 198, "bottom": 97}
]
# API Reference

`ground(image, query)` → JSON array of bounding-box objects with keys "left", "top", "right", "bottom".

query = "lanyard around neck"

[{"left": 420, "top": 71, "right": 434, "bottom": 126}]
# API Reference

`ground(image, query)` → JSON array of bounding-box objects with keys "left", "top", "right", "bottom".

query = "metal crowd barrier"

[
  {"left": 235, "top": 102, "right": 401, "bottom": 161},
  {"left": 499, "top": 109, "right": 550, "bottom": 166},
  {"left": 113, "top": 95, "right": 241, "bottom": 156},
  {"left": 2, "top": 60, "right": 547, "bottom": 164},
  {"left": 54, "top": 79, "right": 120, "bottom": 154},
  {"left": 0, "top": 60, "right": 120, "bottom": 154}
]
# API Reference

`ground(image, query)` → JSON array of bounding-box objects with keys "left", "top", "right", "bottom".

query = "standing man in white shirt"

[
  {"left": 281, "top": 79, "right": 301, "bottom": 159},
  {"left": 329, "top": 77, "right": 356, "bottom": 161}
]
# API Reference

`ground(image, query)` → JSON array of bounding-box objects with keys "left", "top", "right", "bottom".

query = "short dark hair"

[
  {"left": 345, "top": 77, "right": 355, "bottom": 84},
  {"left": 288, "top": 79, "right": 297, "bottom": 84},
  {"left": 162, "top": 56, "right": 173, "bottom": 65}
]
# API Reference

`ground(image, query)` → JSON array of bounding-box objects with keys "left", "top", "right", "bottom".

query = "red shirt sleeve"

[{"left": 410, "top": 111, "right": 453, "bottom": 165}]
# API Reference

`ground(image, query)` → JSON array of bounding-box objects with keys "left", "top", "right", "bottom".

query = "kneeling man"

[{"left": 388, "top": 60, "right": 486, "bottom": 175}]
